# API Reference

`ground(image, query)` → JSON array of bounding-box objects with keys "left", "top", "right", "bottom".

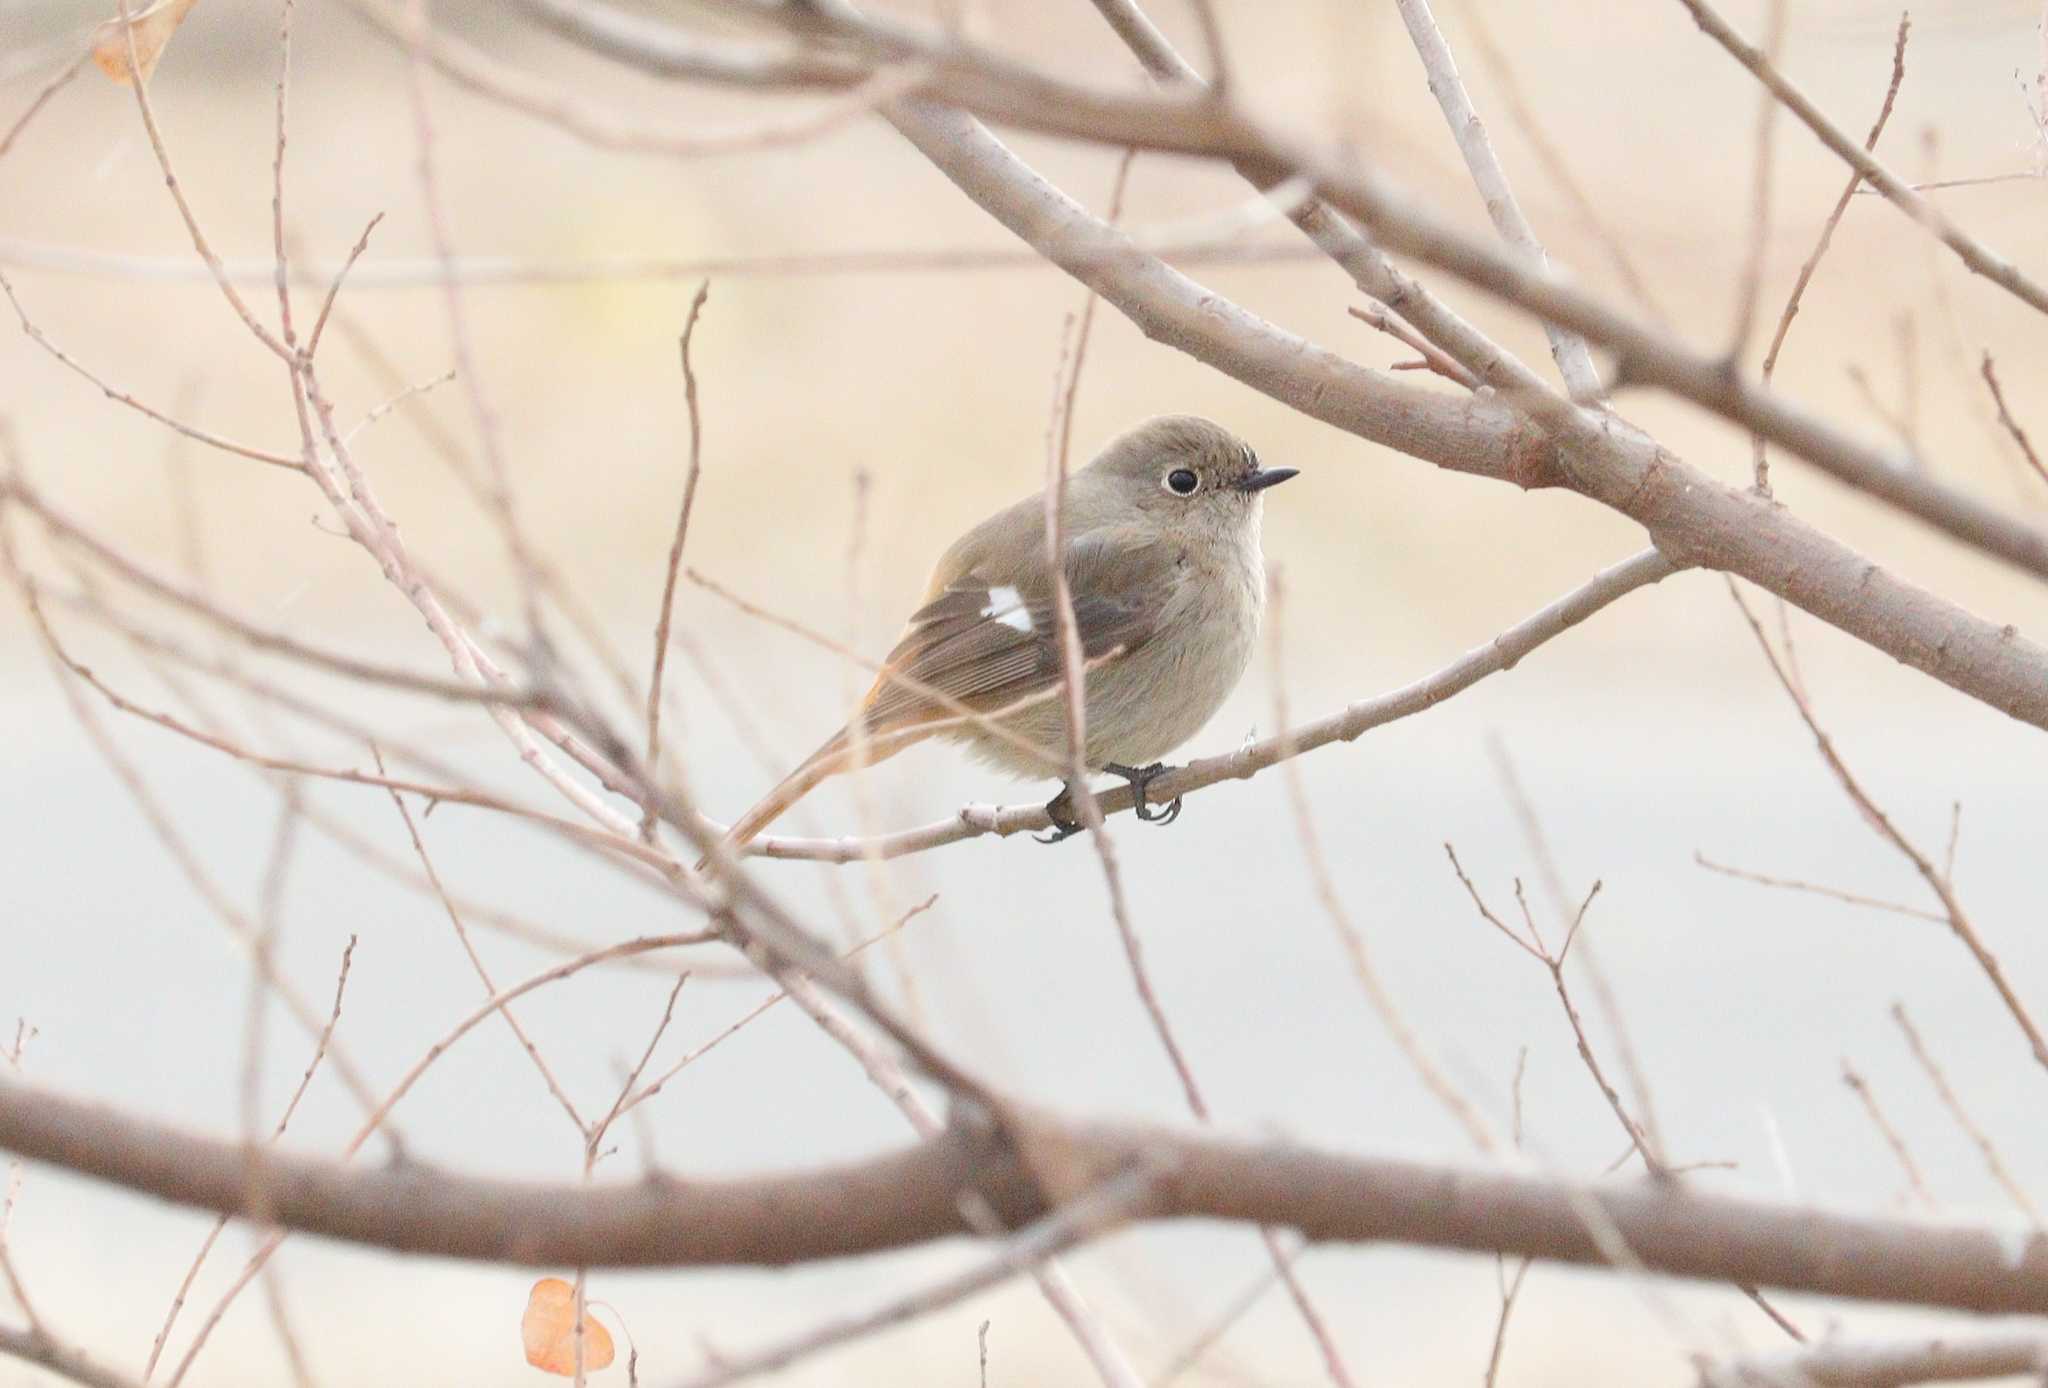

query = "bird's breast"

[{"left": 1077, "top": 533, "right": 1265, "bottom": 767}]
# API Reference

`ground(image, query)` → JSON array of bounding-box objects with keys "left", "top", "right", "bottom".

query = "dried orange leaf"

[
  {"left": 522, "top": 1277, "right": 616, "bottom": 1375},
  {"left": 90, "top": 0, "right": 201, "bottom": 86}
]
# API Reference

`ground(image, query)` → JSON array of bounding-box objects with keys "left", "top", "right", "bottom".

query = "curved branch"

[
  {"left": 880, "top": 100, "right": 2048, "bottom": 731},
  {"left": 4, "top": 1077, "right": 2048, "bottom": 1316},
  {"left": 747, "top": 547, "right": 1678, "bottom": 862}
]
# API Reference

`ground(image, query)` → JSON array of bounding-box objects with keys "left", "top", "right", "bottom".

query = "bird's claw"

[
  {"left": 1038, "top": 788, "right": 1085, "bottom": 845},
  {"left": 1105, "top": 762, "right": 1184, "bottom": 827},
  {"left": 1038, "top": 764, "right": 1185, "bottom": 842}
]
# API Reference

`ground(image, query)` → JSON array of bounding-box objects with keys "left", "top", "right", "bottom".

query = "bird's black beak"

[{"left": 1236, "top": 466, "right": 1299, "bottom": 493}]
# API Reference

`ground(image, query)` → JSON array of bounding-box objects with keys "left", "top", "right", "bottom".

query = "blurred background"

[{"left": 5, "top": 0, "right": 2048, "bottom": 1382}]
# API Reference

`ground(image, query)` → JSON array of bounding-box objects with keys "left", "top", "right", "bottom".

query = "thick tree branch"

[
  {"left": 1079, "top": 0, "right": 1553, "bottom": 398},
  {"left": 877, "top": 100, "right": 2048, "bottom": 732},
  {"left": 1706, "top": 1333, "right": 2048, "bottom": 1387},
  {"left": 3, "top": 1078, "right": 2048, "bottom": 1317},
  {"left": 0, "top": 1324, "right": 141, "bottom": 1388},
  {"left": 515, "top": 0, "right": 2048, "bottom": 593}
]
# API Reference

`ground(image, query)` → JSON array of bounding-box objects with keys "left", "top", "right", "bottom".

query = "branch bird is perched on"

[{"left": 707, "top": 416, "right": 1296, "bottom": 863}]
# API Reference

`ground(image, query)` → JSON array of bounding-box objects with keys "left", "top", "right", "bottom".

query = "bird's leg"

[
  {"left": 1103, "top": 762, "right": 1184, "bottom": 826},
  {"left": 1036, "top": 783, "right": 1086, "bottom": 845}
]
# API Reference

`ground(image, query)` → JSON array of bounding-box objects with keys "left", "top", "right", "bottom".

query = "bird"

[{"left": 705, "top": 415, "right": 1296, "bottom": 863}]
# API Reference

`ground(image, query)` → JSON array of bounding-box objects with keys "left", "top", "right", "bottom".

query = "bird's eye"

[{"left": 1165, "top": 468, "right": 1199, "bottom": 495}]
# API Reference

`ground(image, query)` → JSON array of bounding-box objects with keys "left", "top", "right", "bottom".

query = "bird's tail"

[
  {"left": 699, "top": 721, "right": 926, "bottom": 871},
  {"left": 697, "top": 735, "right": 842, "bottom": 872}
]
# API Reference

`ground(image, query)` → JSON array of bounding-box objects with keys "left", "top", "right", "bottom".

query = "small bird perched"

[{"left": 708, "top": 415, "right": 1296, "bottom": 861}]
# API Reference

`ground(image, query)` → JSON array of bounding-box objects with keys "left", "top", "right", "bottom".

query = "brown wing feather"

[{"left": 857, "top": 530, "right": 1178, "bottom": 735}]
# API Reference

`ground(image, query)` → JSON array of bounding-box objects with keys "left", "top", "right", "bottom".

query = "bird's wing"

[{"left": 856, "top": 527, "right": 1181, "bottom": 737}]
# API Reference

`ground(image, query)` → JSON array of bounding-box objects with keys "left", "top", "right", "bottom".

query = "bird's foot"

[
  {"left": 1036, "top": 786, "right": 1086, "bottom": 845},
  {"left": 1104, "top": 761, "right": 1184, "bottom": 826}
]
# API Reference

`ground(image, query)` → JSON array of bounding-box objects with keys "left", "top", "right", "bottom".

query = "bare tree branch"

[
  {"left": 1752, "top": 12, "right": 1909, "bottom": 493},
  {"left": 644, "top": 281, "right": 712, "bottom": 838},
  {"left": 1676, "top": 0, "right": 2048, "bottom": 321},
  {"left": 1704, "top": 1332, "right": 2048, "bottom": 1387},
  {"left": 1393, "top": 0, "right": 1601, "bottom": 396},
  {"left": 1730, "top": 586, "right": 2048, "bottom": 1074},
  {"left": 3, "top": 1078, "right": 2048, "bottom": 1315},
  {"left": 746, "top": 547, "right": 1677, "bottom": 860},
  {"left": 504, "top": 0, "right": 2048, "bottom": 595},
  {"left": 866, "top": 100, "right": 2048, "bottom": 731},
  {"left": 0, "top": 1323, "right": 142, "bottom": 1388}
]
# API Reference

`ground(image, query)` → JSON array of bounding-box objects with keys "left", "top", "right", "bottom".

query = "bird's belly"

[
  {"left": 1080, "top": 611, "right": 1255, "bottom": 767},
  {"left": 951, "top": 557, "right": 1264, "bottom": 781}
]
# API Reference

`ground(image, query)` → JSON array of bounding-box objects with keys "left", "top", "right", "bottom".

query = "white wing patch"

[{"left": 984, "top": 584, "right": 1033, "bottom": 634}]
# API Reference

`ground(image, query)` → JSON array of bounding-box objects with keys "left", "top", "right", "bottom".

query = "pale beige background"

[{"left": 4, "top": 0, "right": 2048, "bottom": 1383}]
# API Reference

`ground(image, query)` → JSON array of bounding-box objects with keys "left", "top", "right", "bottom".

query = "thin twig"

[
  {"left": 159, "top": 926, "right": 718, "bottom": 1388},
  {"left": 1729, "top": 582, "right": 2048, "bottom": 1074},
  {"left": 644, "top": 281, "right": 712, "bottom": 839},
  {"left": 108, "top": 0, "right": 292, "bottom": 360},
  {"left": 1448, "top": 847, "right": 1803, "bottom": 1339},
  {"left": 402, "top": 0, "right": 543, "bottom": 636},
  {"left": 1488, "top": 738, "right": 1668, "bottom": 1169},
  {"left": 1444, "top": 0, "right": 1670, "bottom": 321},
  {"left": 1695, "top": 851, "right": 1944, "bottom": 924},
  {"left": 1728, "top": 0, "right": 1787, "bottom": 364},
  {"left": 1, "top": 576, "right": 391, "bottom": 1142},
  {"left": 1981, "top": 352, "right": 2048, "bottom": 493},
  {"left": 1751, "top": 12, "right": 1909, "bottom": 493},
  {"left": 1269, "top": 570, "right": 1497, "bottom": 1154},
  {"left": 1483, "top": 1257, "right": 1531, "bottom": 1388},
  {"left": 146, "top": 942, "right": 355, "bottom": 1380},
  {"left": 1676, "top": 0, "right": 2048, "bottom": 321},
  {"left": 588, "top": 971, "right": 690, "bottom": 1171},
  {"left": 1891, "top": 1002, "right": 2040, "bottom": 1222},
  {"left": 667, "top": 1164, "right": 1162, "bottom": 1388},
  {"left": 1150, "top": 1244, "right": 1297, "bottom": 1388},
  {"left": 0, "top": 48, "right": 89, "bottom": 165},
  {"left": 613, "top": 898, "right": 934, "bottom": 1122},
  {"left": 304, "top": 212, "right": 384, "bottom": 362},
  {"left": 0, "top": 272, "right": 303, "bottom": 470},
  {"left": 371, "top": 0, "right": 927, "bottom": 160},
  {"left": 1345, "top": 301, "right": 1480, "bottom": 389},
  {"left": 1839, "top": 1056, "right": 1937, "bottom": 1212},
  {"left": 1393, "top": 0, "right": 1600, "bottom": 397},
  {"left": 755, "top": 972, "right": 1144, "bottom": 1388},
  {"left": 381, "top": 762, "right": 589, "bottom": 1134}
]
